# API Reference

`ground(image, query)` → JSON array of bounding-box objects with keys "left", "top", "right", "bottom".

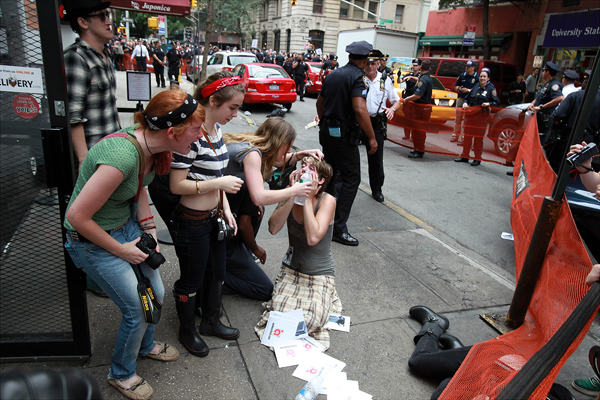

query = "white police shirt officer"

[{"left": 366, "top": 71, "right": 400, "bottom": 117}]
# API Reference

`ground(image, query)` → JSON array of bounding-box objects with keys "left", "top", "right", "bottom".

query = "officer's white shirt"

[
  {"left": 132, "top": 44, "right": 149, "bottom": 58},
  {"left": 562, "top": 83, "right": 580, "bottom": 98},
  {"left": 366, "top": 71, "right": 400, "bottom": 117}
]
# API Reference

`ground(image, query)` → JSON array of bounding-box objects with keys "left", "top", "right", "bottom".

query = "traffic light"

[
  {"left": 191, "top": 0, "right": 198, "bottom": 7},
  {"left": 291, "top": 0, "right": 297, "bottom": 6}
]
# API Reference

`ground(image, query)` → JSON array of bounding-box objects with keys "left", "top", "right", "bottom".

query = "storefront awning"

[
  {"left": 419, "top": 33, "right": 513, "bottom": 47},
  {"left": 543, "top": 9, "right": 599, "bottom": 49},
  {"left": 110, "top": 0, "right": 191, "bottom": 17}
]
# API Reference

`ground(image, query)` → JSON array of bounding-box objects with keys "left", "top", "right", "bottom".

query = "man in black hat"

[
  {"left": 452, "top": 60, "right": 479, "bottom": 143},
  {"left": 561, "top": 69, "right": 581, "bottom": 98},
  {"left": 404, "top": 59, "right": 434, "bottom": 159},
  {"left": 400, "top": 59, "right": 421, "bottom": 140},
  {"left": 63, "top": 0, "right": 119, "bottom": 298},
  {"left": 528, "top": 62, "right": 564, "bottom": 137},
  {"left": 317, "top": 40, "right": 377, "bottom": 246},
  {"left": 292, "top": 54, "right": 309, "bottom": 101},
  {"left": 362, "top": 50, "right": 401, "bottom": 203},
  {"left": 320, "top": 53, "right": 338, "bottom": 82}
]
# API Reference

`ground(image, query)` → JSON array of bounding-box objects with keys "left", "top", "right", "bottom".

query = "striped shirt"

[
  {"left": 64, "top": 38, "right": 120, "bottom": 149},
  {"left": 171, "top": 124, "right": 229, "bottom": 180}
]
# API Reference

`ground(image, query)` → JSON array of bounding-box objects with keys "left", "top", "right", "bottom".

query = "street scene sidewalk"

[{"left": 1, "top": 71, "right": 597, "bottom": 399}]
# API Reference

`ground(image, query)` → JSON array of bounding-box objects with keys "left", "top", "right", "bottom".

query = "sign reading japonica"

[
  {"left": 0, "top": 66, "right": 44, "bottom": 94},
  {"left": 110, "top": 0, "right": 191, "bottom": 16},
  {"left": 543, "top": 9, "right": 600, "bottom": 49}
]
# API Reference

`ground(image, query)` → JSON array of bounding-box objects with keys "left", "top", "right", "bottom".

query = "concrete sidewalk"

[{"left": 1, "top": 71, "right": 596, "bottom": 399}]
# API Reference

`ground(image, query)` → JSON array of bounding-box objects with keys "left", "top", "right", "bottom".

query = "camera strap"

[{"left": 132, "top": 263, "right": 162, "bottom": 324}]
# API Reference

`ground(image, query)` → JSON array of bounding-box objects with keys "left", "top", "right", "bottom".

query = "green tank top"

[{"left": 64, "top": 126, "right": 155, "bottom": 231}]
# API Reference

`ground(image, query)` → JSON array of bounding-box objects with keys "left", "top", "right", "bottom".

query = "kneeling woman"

[
  {"left": 64, "top": 90, "right": 202, "bottom": 400},
  {"left": 169, "top": 76, "right": 245, "bottom": 357},
  {"left": 255, "top": 156, "right": 341, "bottom": 349}
]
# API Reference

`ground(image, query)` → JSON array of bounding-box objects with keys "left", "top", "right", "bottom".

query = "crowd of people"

[{"left": 53, "top": 1, "right": 599, "bottom": 399}]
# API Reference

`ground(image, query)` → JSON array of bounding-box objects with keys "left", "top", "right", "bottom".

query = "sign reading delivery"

[
  {"left": 543, "top": 9, "right": 600, "bottom": 49},
  {"left": 0, "top": 66, "right": 44, "bottom": 94}
]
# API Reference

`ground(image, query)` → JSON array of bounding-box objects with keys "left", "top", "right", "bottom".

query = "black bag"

[{"left": 268, "top": 155, "right": 297, "bottom": 190}]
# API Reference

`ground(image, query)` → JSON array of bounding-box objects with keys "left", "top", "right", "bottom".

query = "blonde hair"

[{"left": 223, "top": 117, "right": 296, "bottom": 180}]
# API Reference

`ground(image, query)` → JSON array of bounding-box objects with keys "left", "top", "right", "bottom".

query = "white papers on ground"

[
  {"left": 324, "top": 314, "right": 351, "bottom": 332},
  {"left": 261, "top": 309, "right": 308, "bottom": 346},
  {"left": 273, "top": 337, "right": 326, "bottom": 368}
]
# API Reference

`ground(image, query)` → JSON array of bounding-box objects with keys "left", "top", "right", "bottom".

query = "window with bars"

[
  {"left": 313, "top": 0, "right": 323, "bottom": 13},
  {"left": 340, "top": 1, "right": 349, "bottom": 17},
  {"left": 395, "top": 4, "right": 404, "bottom": 23}
]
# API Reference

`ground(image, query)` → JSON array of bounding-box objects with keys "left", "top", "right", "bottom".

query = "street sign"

[
  {"left": 184, "top": 27, "right": 192, "bottom": 41},
  {"left": 380, "top": 19, "right": 393, "bottom": 24},
  {"left": 158, "top": 15, "right": 165, "bottom": 35},
  {"left": 122, "top": 17, "right": 133, "bottom": 23},
  {"left": 463, "top": 24, "right": 476, "bottom": 46},
  {"left": 302, "top": 36, "right": 312, "bottom": 41}
]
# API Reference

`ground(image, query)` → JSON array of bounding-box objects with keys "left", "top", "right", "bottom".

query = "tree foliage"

[{"left": 438, "top": 0, "right": 491, "bottom": 60}]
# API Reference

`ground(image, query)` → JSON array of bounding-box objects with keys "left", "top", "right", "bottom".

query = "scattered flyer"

[
  {"left": 322, "top": 371, "right": 347, "bottom": 395},
  {"left": 261, "top": 308, "right": 308, "bottom": 346},
  {"left": 324, "top": 314, "right": 351, "bottom": 332},
  {"left": 292, "top": 352, "right": 346, "bottom": 382}
]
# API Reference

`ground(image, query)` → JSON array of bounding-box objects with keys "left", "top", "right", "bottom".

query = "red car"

[
  {"left": 305, "top": 62, "right": 323, "bottom": 96},
  {"left": 232, "top": 63, "right": 297, "bottom": 110}
]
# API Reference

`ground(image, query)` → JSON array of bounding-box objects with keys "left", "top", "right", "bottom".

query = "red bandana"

[{"left": 201, "top": 76, "right": 242, "bottom": 98}]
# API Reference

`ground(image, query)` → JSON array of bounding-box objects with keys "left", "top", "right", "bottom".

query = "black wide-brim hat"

[{"left": 62, "top": 0, "right": 111, "bottom": 21}]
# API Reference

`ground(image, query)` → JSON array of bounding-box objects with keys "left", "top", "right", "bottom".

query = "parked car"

[
  {"left": 232, "top": 63, "right": 297, "bottom": 110},
  {"left": 205, "top": 51, "right": 258, "bottom": 76},
  {"left": 185, "top": 55, "right": 203, "bottom": 84},
  {"left": 418, "top": 57, "right": 517, "bottom": 105},
  {"left": 305, "top": 62, "right": 323, "bottom": 96},
  {"left": 488, "top": 103, "right": 529, "bottom": 157}
]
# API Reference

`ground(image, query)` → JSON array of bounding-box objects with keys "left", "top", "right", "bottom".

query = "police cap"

[
  {"left": 563, "top": 69, "right": 579, "bottom": 81},
  {"left": 544, "top": 62, "right": 560, "bottom": 74},
  {"left": 330, "top": 53, "right": 338, "bottom": 61},
  {"left": 345, "top": 41, "right": 373, "bottom": 59},
  {"left": 62, "top": 0, "right": 111, "bottom": 20},
  {"left": 412, "top": 59, "right": 421, "bottom": 66},
  {"left": 382, "top": 54, "right": 389, "bottom": 61},
  {"left": 367, "top": 49, "right": 384, "bottom": 62},
  {"left": 466, "top": 60, "right": 476, "bottom": 67}
]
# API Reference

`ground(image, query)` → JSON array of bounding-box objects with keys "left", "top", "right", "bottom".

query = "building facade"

[
  {"left": 420, "top": 0, "right": 598, "bottom": 76},
  {"left": 244, "top": 0, "right": 429, "bottom": 55}
]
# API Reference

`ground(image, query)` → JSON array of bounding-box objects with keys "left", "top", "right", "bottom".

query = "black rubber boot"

[
  {"left": 439, "top": 333, "right": 464, "bottom": 350},
  {"left": 409, "top": 305, "right": 450, "bottom": 344},
  {"left": 173, "top": 282, "right": 209, "bottom": 357},
  {"left": 194, "top": 282, "right": 223, "bottom": 319},
  {"left": 198, "top": 281, "right": 240, "bottom": 340}
]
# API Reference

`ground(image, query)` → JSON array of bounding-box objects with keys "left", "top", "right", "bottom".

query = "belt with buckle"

[
  {"left": 176, "top": 203, "right": 219, "bottom": 221},
  {"left": 70, "top": 220, "right": 128, "bottom": 243}
]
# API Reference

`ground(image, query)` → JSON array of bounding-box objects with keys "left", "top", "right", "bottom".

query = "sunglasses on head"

[{"left": 83, "top": 10, "right": 111, "bottom": 22}]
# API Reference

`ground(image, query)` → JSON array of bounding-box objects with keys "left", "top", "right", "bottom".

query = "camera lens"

[{"left": 145, "top": 250, "right": 166, "bottom": 269}]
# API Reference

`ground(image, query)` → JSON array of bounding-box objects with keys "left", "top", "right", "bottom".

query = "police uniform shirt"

[
  {"left": 294, "top": 61, "right": 308, "bottom": 79},
  {"left": 283, "top": 61, "right": 294, "bottom": 79},
  {"left": 403, "top": 71, "right": 421, "bottom": 97},
  {"left": 366, "top": 71, "right": 400, "bottom": 117},
  {"left": 465, "top": 82, "right": 500, "bottom": 107},
  {"left": 167, "top": 48, "right": 181, "bottom": 65},
  {"left": 414, "top": 72, "right": 433, "bottom": 104},
  {"left": 552, "top": 89, "right": 600, "bottom": 131},
  {"left": 320, "top": 62, "right": 369, "bottom": 121},
  {"left": 455, "top": 71, "right": 480, "bottom": 99},
  {"left": 379, "top": 65, "right": 393, "bottom": 76},
  {"left": 534, "top": 78, "right": 563, "bottom": 113}
]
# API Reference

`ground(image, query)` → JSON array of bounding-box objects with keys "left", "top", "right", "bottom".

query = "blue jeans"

[
  {"left": 170, "top": 206, "right": 226, "bottom": 294},
  {"left": 65, "top": 219, "right": 165, "bottom": 381}
]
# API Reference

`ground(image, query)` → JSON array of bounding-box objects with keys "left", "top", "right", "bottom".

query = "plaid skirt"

[{"left": 255, "top": 265, "right": 342, "bottom": 350}]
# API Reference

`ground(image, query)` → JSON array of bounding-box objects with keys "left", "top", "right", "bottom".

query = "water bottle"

[
  {"left": 295, "top": 367, "right": 328, "bottom": 400},
  {"left": 294, "top": 172, "right": 311, "bottom": 206}
]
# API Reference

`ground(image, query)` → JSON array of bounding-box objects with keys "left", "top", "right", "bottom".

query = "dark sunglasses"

[{"left": 83, "top": 11, "right": 111, "bottom": 22}]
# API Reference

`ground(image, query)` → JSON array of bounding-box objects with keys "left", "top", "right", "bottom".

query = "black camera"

[
  {"left": 136, "top": 232, "right": 166, "bottom": 269},
  {"left": 217, "top": 217, "right": 235, "bottom": 241},
  {"left": 566, "top": 142, "right": 598, "bottom": 166}
]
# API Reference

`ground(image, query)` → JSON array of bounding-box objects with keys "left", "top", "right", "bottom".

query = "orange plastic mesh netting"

[{"left": 437, "top": 117, "right": 597, "bottom": 400}]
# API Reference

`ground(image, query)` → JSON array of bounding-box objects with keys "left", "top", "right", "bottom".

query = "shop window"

[
  {"left": 395, "top": 5, "right": 404, "bottom": 23},
  {"left": 368, "top": 1, "right": 377, "bottom": 20},
  {"left": 438, "top": 60, "right": 471, "bottom": 78},
  {"left": 353, "top": 0, "right": 365, "bottom": 19},
  {"left": 313, "top": 0, "right": 323, "bottom": 14},
  {"left": 340, "top": 1, "right": 349, "bottom": 17},
  {"left": 274, "top": 30, "right": 281, "bottom": 52}
]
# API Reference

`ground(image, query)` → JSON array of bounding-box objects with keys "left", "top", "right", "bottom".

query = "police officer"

[
  {"left": 454, "top": 68, "right": 500, "bottom": 166},
  {"left": 320, "top": 53, "right": 338, "bottom": 82},
  {"left": 378, "top": 54, "right": 393, "bottom": 76},
  {"left": 528, "top": 62, "right": 564, "bottom": 138},
  {"left": 404, "top": 60, "right": 434, "bottom": 158},
  {"left": 362, "top": 50, "right": 401, "bottom": 203},
  {"left": 293, "top": 54, "right": 309, "bottom": 101},
  {"left": 401, "top": 59, "right": 421, "bottom": 99},
  {"left": 316, "top": 40, "right": 377, "bottom": 246},
  {"left": 283, "top": 53, "right": 295, "bottom": 79},
  {"left": 452, "top": 60, "right": 480, "bottom": 142}
]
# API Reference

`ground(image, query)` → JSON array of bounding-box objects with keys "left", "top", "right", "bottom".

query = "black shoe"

[
  {"left": 454, "top": 157, "right": 469, "bottom": 163},
  {"left": 300, "top": 98, "right": 305, "bottom": 102},
  {"left": 439, "top": 333, "right": 464, "bottom": 350},
  {"left": 408, "top": 151, "right": 424, "bottom": 159},
  {"left": 332, "top": 232, "right": 359, "bottom": 246},
  {"left": 471, "top": 160, "right": 481, "bottom": 166},
  {"left": 507, "top": 171, "right": 514, "bottom": 176},
  {"left": 409, "top": 305, "right": 450, "bottom": 344},
  {"left": 372, "top": 192, "right": 384, "bottom": 203},
  {"left": 409, "top": 150, "right": 416, "bottom": 155},
  {"left": 161, "top": 85, "right": 166, "bottom": 88}
]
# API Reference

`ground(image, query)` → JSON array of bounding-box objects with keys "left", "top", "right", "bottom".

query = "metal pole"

[
  {"left": 505, "top": 49, "right": 600, "bottom": 329},
  {"left": 125, "top": 10, "right": 130, "bottom": 40}
]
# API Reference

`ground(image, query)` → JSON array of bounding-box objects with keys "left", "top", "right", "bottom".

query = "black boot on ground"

[
  {"left": 409, "top": 305, "right": 450, "bottom": 344},
  {"left": 439, "top": 333, "right": 464, "bottom": 349},
  {"left": 173, "top": 282, "right": 209, "bottom": 357},
  {"left": 198, "top": 281, "right": 240, "bottom": 340}
]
